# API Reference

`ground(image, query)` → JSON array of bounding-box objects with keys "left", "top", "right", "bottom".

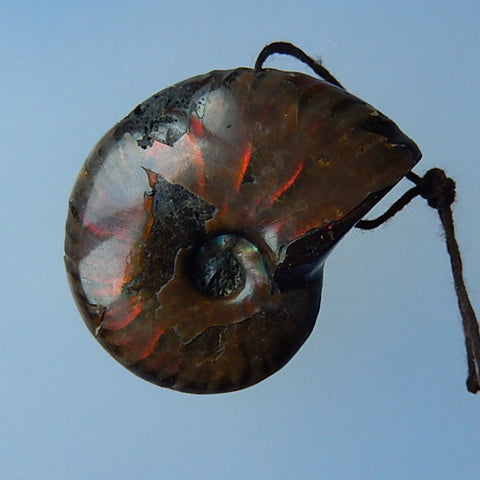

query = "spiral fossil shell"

[{"left": 65, "top": 67, "right": 421, "bottom": 393}]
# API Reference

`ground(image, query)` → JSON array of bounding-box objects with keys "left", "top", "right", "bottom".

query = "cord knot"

[{"left": 418, "top": 168, "right": 456, "bottom": 210}]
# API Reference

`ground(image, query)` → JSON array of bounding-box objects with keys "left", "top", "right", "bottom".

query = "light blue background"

[{"left": 2, "top": 2, "right": 479, "bottom": 479}]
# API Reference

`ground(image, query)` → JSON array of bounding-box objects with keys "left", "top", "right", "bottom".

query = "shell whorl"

[{"left": 65, "top": 67, "right": 420, "bottom": 393}]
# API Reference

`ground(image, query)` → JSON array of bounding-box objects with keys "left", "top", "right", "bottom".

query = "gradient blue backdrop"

[{"left": 2, "top": 2, "right": 479, "bottom": 479}]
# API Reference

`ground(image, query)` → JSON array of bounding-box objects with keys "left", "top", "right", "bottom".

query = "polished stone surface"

[{"left": 65, "top": 68, "right": 420, "bottom": 393}]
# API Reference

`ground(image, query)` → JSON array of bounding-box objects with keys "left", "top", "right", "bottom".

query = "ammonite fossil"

[{"left": 65, "top": 42, "right": 424, "bottom": 393}]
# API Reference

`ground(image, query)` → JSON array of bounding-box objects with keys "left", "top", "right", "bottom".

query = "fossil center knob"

[{"left": 191, "top": 234, "right": 249, "bottom": 298}]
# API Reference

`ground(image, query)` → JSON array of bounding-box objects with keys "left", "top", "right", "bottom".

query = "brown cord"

[
  {"left": 357, "top": 168, "right": 480, "bottom": 393},
  {"left": 255, "top": 42, "right": 344, "bottom": 89}
]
